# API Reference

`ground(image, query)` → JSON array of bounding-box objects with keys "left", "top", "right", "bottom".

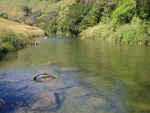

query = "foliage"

[
  {"left": 136, "top": 0, "right": 150, "bottom": 20},
  {"left": 37, "top": 11, "right": 58, "bottom": 24},
  {"left": 112, "top": 20, "right": 150, "bottom": 43},
  {"left": 0, "top": 13, "right": 8, "bottom": 19},
  {"left": 1, "top": 0, "right": 150, "bottom": 44},
  {"left": 21, "top": 4, "right": 32, "bottom": 17},
  {"left": 25, "top": 10, "right": 42, "bottom": 25},
  {"left": 59, "top": 1, "right": 106, "bottom": 36},
  {"left": 43, "top": 18, "right": 58, "bottom": 34},
  {"left": 111, "top": 0, "right": 136, "bottom": 30},
  {"left": 82, "top": 16, "right": 150, "bottom": 44}
]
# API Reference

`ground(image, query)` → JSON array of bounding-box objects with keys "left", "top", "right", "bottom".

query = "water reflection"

[{"left": 0, "top": 37, "right": 150, "bottom": 112}]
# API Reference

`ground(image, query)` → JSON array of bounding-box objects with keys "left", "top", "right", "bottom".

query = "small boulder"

[{"left": 31, "top": 92, "right": 57, "bottom": 111}]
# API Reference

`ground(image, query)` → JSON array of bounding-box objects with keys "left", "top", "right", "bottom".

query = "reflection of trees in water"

[{"left": 126, "top": 78, "right": 150, "bottom": 111}]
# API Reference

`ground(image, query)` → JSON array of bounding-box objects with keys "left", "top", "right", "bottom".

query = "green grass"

[
  {"left": 0, "top": 0, "right": 74, "bottom": 18},
  {"left": 0, "top": 18, "right": 44, "bottom": 57},
  {"left": 82, "top": 17, "right": 150, "bottom": 44}
]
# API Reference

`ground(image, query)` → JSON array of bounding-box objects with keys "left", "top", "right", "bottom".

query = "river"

[{"left": 0, "top": 36, "right": 150, "bottom": 113}]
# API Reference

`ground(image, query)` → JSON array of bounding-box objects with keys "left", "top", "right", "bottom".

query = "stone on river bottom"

[{"left": 31, "top": 91, "right": 57, "bottom": 111}]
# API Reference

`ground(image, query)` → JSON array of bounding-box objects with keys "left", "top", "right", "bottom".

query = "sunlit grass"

[
  {"left": 82, "top": 18, "right": 150, "bottom": 44},
  {"left": 82, "top": 22, "right": 112, "bottom": 40},
  {"left": 0, "top": 0, "right": 74, "bottom": 18},
  {"left": 0, "top": 18, "right": 44, "bottom": 37},
  {"left": 0, "top": 18, "right": 44, "bottom": 57}
]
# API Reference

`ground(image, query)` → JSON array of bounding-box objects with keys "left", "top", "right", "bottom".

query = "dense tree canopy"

[{"left": 43, "top": 0, "right": 150, "bottom": 37}]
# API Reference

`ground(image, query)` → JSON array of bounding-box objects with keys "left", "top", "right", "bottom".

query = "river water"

[{"left": 0, "top": 36, "right": 150, "bottom": 113}]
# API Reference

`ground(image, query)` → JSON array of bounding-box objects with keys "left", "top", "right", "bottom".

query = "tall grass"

[
  {"left": 0, "top": 18, "right": 44, "bottom": 57},
  {"left": 82, "top": 18, "right": 150, "bottom": 45}
]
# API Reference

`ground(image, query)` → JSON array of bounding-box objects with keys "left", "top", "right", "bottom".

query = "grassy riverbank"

[
  {"left": 42, "top": 0, "right": 150, "bottom": 45},
  {"left": 81, "top": 17, "right": 150, "bottom": 44},
  {"left": 0, "top": 18, "right": 44, "bottom": 57}
]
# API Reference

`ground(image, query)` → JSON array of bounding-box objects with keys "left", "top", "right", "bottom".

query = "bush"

[
  {"left": 43, "top": 18, "right": 58, "bottom": 34},
  {"left": 2, "top": 42, "right": 16, "bottom": 52},
  {"left": 112, "top": 20, "right": 150, "bottom": 43},
  {"left": 136, "top": 0, "right": 150, "bottom": 20},
  {"left": 25, "top": 10, "right": 42, "bottom": 25},
  {"left": 59, "top": 1, "right": 95, "bottom": 36},
  {"left": 0, "top": 13, "right": 8, "bottom": 19},
  {"left": 111, "top": 0, "right": 136, "bottom": 30}
]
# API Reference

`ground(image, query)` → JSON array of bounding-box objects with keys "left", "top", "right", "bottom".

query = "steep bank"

[{"left": 0, "top": 18, "right": 44, "bottom": 57}]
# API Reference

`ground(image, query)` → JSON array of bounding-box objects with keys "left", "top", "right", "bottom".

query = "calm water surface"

[{"left": 0, "top": 37, "right": 150, "bottom": 113}]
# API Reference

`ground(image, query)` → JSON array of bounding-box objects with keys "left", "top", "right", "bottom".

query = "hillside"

[
  {"left": 0, "top": 18, "right": 44, "bottom": 57},
  {"left": 0, "top": 0, "right": 74, "bottom": 29},
  {"left": 0, "top": 0, "right": 150, "bottom": 44},
  {"left": 0, "top": 0, "right": 74, "bottom": 18}
]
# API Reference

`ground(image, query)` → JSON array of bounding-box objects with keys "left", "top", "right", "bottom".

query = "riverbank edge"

[
  {"left": 0, "top": 17, "right": 46, "bottom": 58},
  {"left": 0, "top": 35, "right": 43, "bottom": 59},
  {"left": 81, "top": 18, "right": 150, "bottom": 45}
]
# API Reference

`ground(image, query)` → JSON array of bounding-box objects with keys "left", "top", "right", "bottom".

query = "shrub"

[
  {"left": 111, "top": 0, "right": 136, "bottom": 30},
  {"left": 112, "top": 20, "right": 150, "bottom": 43},
  {"left": 43, "top": 18, "right": 58, "bottom": 34},
  {"left": 136, "top": 0, "right": 150, "bottom": 20},
  {"left": 0, "top": 13, "right": 8, "bottom": 19}
]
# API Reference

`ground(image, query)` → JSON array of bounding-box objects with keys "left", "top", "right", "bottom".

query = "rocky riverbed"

[{"left": 0, "top": 68, "right": 116, "bottom": 113}]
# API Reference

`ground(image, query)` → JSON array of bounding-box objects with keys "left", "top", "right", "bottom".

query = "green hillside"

[{"left": 0, "top": 0, "right": 74, "bottom": 18}]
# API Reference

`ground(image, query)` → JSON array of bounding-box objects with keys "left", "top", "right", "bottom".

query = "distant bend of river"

[{"left": 0, "top": 36, "right": 150, "bottom": 113}]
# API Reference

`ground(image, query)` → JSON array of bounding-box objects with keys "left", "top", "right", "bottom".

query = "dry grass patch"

[{"left": 0, "top": 18, "right": 44, "bottom": 37}]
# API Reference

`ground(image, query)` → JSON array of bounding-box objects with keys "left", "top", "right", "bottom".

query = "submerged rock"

[
  {"left": 60, "top": 67, "right": 82, "bottom": 72},
  {"left": 31, "top": 92, "right": 57, "bottom": 111},
  {"left": 85, "top": 96, "right": 115, "bottom": 110},
  {"left": 66, "top": 86, "right": 91, "bottom": 98}
]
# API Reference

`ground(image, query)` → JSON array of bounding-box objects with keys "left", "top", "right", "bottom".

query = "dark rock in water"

[{"left": 31, "top": 92, "right": 57, "bottom": 111}]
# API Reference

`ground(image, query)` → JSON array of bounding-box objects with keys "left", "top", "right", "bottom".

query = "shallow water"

[{"left": 0, "top": 37, "right": 150, "bottom": 113}]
